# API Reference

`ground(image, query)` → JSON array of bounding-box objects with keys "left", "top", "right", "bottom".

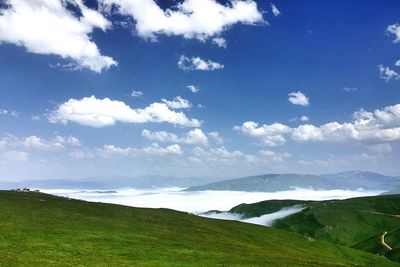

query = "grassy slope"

[
  {"left": 0, "top": 191, "right": 396, "bottom": 267},
  {"left": 230, "top": 195, "right": 400, "bottom": 263}
]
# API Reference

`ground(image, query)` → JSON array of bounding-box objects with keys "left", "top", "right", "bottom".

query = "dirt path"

[
  {"left": 357, "top": 210, "right": 400, "bottom": 218},
  {"left": 381, "top": 232, "right": 393, "bottom": 251}
]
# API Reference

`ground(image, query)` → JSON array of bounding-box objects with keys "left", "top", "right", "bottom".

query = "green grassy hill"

[
  {"left": 230, "top": 194, "right": 400, "bottom": 263},
  {"left": 0, "top": 191, "right": 397, "bottom": 266}
]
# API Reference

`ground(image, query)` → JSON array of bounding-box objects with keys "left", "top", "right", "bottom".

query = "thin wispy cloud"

[
  {"left": 178, "top": 55, "right": 224, "bottom": 71},
  {"left": 131, "top": 90, "right": 144, "bottom": 97},
  {"left": 271, "top": 4, "right": 281, "bottom": 17},
  {"left": 186, "top": 85, "right": 200, "bottom": 93}
]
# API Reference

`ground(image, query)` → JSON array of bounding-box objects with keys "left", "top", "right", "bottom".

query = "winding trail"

[
  {"left": 357, "top": 210, "right": 400, "bottom": 218},
  {"left": 380, "top": 232, "right": 392, "bottom": 251}
]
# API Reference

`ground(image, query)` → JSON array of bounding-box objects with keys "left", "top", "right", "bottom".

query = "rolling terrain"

[
  {"left": 0, "top": 190, "right": 397, "bottom": 266},
  {"left": 230, "top": 194, "right": 400, "bottom": 263}
]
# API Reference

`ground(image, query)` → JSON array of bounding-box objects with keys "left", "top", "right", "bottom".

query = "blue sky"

[{"left": 1, "top": 0, "right": 400, "bottom": 180}]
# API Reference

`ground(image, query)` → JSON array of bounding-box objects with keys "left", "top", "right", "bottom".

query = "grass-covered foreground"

[
  {"left": 230, "top": 194, "right": 400, "bottom": 263},
  {"left": 0, "top": 191, "right": 397, "bottom": 266}
]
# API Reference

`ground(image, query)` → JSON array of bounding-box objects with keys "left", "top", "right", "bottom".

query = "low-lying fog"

[
  {"left": 41, "top": 187, "right": 382, "bottom": 214},
  {"left": 200, "top": 205, "right": 306, "bottom": 226}
]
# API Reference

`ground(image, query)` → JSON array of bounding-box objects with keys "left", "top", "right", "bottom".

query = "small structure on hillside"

[{"left": 14, "top": 188, "right": 40, "bottom": 193}]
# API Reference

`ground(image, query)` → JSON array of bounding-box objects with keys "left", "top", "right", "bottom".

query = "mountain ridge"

[{"left": 185, "top": 171, "right": 400, "bottom": 192}]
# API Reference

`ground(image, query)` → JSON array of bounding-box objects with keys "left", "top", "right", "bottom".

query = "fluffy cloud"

[
  {"left": 234, "top": 121, "right": 291, "bottom": 146},
  {"left": 208, "top": 132, "right": 224, "bottom": 144},
  {"left": 300, "top": 115, "right": 309, "bottom": 122},
  {"left": 162, "top": 96, "right": 192, "bottom": 109},
  {"left": 271, "top": 4, "right": 281, "bottom": 17},
  {"left": 21, "top": 135, "right": 80, "bottom": 150},
  {"left": 212, "top": 37, "right": 227, "bottom": 48},
  {"left": 379, "top": 24, "right": 400, "bottom": 82},
  {"left": 288, "top": 91, "right": 309, "bottom": 106},
  {"left": 48, "top": 96, "right": 201, "bottom": 128},
  {"left": 100, "top": 0, "right": 264, "bottom": 41},
  {"left": 131, "top": 90, "right": 144, "bottom": 97},
  {"left": 294, "top": 104, "right": 400, "bottom": 142},
  {"left": 95, "top": 143, "right": 182, "bottom": 157},
  {"left": 0, "top": 134, "right": 80, "bottom": 152},
  {"left": 96, "top": 144, "right": 134, "bottom": 158},
  {"left": 0, "top": 0, "right": 117, "bottom": 72},
  {"left": 192, "top": 146, "right": 252, "bottom": 162},
  {"left": 142, "top": 130, "right": 179, "bottom": 143},
  {"left": 178, "top": 55, "right": 224, "bottom": 71},
  {"left": 236, "top": 103, "right": 400, "bottom": 145},
  {"left": 186, "top": 85, "right": 200, "bottom": 93},
  {"left": 142, "top": 128, "right": 208, "bottom": 146},
  {"left": 142, "top": 143, "right": 182, "bottom": 156}
]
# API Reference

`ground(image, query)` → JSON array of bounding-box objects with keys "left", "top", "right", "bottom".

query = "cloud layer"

[
  {"left": 42, "top": 187, "right": 382, "bottom": 213},
  {"left": 235, "top": 103, "right": 400, "bottom": 146}
]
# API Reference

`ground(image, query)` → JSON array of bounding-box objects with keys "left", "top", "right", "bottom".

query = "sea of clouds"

[{"left": 41, "top": 187, "right": 382, "bottom": 215}]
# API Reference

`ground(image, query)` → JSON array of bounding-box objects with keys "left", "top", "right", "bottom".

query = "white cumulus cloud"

[
  {"left": 236, "top": 103, "right": 400, "bottom": 145},
  {"left": 21, "top": 135, "right": 80, "bottom": 150},
  {"left": 142, "top": 143, "right": 182, "bottom": 156},
  {"left": 48, "top": 96, "right": 201, "bottom": 128},
  {"left": 288, "top": 91, "right": 310, "bottom": 106},
  {"left": 0, "top": 0, "right": 117, "bottom": 72},
  {"left": 142, "top": 128, "right": 208, "bottom": 146},
  {"left": 234, "top": 121, "right": 291, "bottom": 146},
  {"left": 100, "top": 0, "right": 264, "bottom": 41}
]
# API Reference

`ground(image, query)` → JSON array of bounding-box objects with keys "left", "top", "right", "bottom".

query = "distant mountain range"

[
  {"left": 0, "top": 175, "right": 221, "bottom": 190},
  {"left": 185, "top": 171, "right": 400, "bottom": 192},
  {"left": 2, "top": 171, "right": 399, "bottom": 192}
]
